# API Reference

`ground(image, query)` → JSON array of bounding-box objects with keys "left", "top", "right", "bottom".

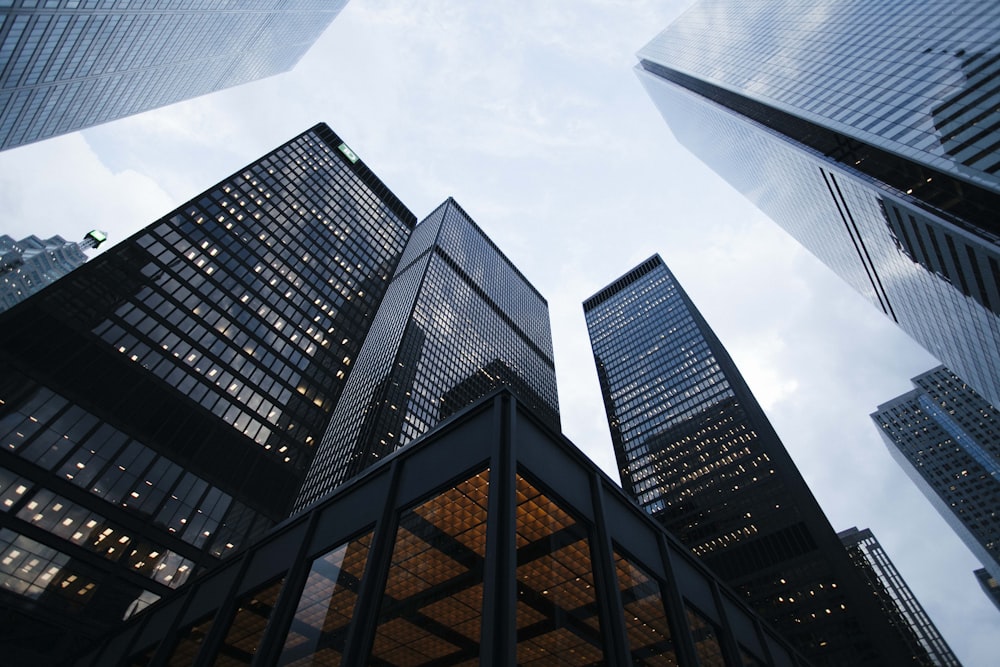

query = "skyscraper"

[
  {"left": 0, "top": 1, "right": 348, "bottom": 150},
  {"left": 584, "top": 255, "right": 920, "bottom": 665},
  {"left": 296, "top": 198, "right": 559, "bottom": 511},
  {"left": 0, "top": 230, "right": 105, "bottom": 313},
  {"left": 872, "top": 366, "right": 1000, "bottom": 607},
  {"left": 838, "top": 527, "right": 961, "bottom": 666},
  {"left": 635, "top": 0, "right": 1000, "bottom": 409},
  {"left": 0, "top": 123, "right": 414, "bottom": 665}
]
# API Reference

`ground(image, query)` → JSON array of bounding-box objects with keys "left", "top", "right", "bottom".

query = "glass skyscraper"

[
  {"left": 584, "top": 255, "right": 923, "bottom": 666},
  {"left": 873, "top": 366, "right": 1000, "bottom": 607},
  {"left": 0, "top": 230, "right": 105, "bottom": 313},
  {"left": 0, "top": 123, "right": 414, "bottom": 665},
  {"left": 296, "top": 198, "right": 560, "bottom": 511},
  {"left": 636, "top": 0, "right": 1000, "bottom": 409},
  {"left": 0, "top": 0, "right": 348, "bottom": 150},
  {"left": 838, "top": 527, "right": 960, "bottom": 666}
]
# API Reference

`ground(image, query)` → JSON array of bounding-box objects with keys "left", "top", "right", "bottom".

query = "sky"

[{"left": 0, "top": 1, "right": 995, "bottom": 663}]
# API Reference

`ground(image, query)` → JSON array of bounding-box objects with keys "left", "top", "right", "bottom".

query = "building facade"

[
  {"left": 0, "top": 230, "right": 105, "bottom": 313},
  {"left": 296, "top": 198, "right": 559, "bottom": 511},
  {"left": 872, "top": 366, "right": 1000, "bottom": 604},
  {"left": 0, "top": 0, "right": 348, "bottom": 150},
  {"left": 584, "top": 255, "right": 920, "bottom": 665},
  {"left": 74, "top": 391, "right": 809, "bottom": 667},
  {"left": 974, "top": 568, "right": 1000, "bottom": 612},
  {"left": 636, "top": 0, "right": 1000, "bottom": 408},
  {"left": 838, "top": 527, "right": 961, "bottom": 666},
  {"left": 0, "top": 123, "right": 414, "bottom": 665}
]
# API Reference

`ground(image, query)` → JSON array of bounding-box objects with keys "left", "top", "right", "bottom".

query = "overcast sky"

[{"left": 0, "top": 1, "right": 994, "bottom": 664}]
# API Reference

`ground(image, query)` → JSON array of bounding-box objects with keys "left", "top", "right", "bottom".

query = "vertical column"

[
  {"left": 709, "top": 581, "right": 747, "bottom": 666},
  {"left": 340, "top": 459, "right": 403, "bottom": 666},
  {"left": 190, "top": 547, "right": 258, "bottom": 667},
  {"left": 751, "top": 616, "right": 778, "bottom": 666},
  {"left": 479, "top": 393, "right": 517, "bottom": 666},
  {"left": 655, "top": 533, "right": 701, "bottom": 667},
  {"left": 589, "top": 473, "right": 632, "bottom": 666},
  {"left": 251, "top": 509, "right": 322, "bottom": 665}
]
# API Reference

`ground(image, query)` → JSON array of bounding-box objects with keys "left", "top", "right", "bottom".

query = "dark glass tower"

[
  {"left": 872, "top": 366, "right": 1000, "bottom": 607},
  {"left": 0, "top": 230, "right": 105, "bottom": 313},
  {"left": 76, "top": 392, "right": 808, "bottom": 667},
  {"left": 0, "top": 1, "right": 348, "bottom": 150},
  {"left": 584, "top": 255, "right": 919, "bottom": 666},
  {"left": 296, "top": 198, "right": 559, "bottom": 511},
  {"left": 635, "top": 0, "right": 1000, "bottom": 409},
  {"left": 0, "top": 123, "right": 414, "bottom": 665},
  {"left": 838, "top": 527, "right": 960, "bottom": 666}
]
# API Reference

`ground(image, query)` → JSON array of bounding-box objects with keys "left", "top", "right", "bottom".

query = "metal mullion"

[
  {"left": 655, "top": 533, "right": 700, "bottom": 667},
  {"left": 588, "top": 474, "right": 632, "bottom": 667},
  {"left": 708, "top": 580, "right": 745, "bottom": 667},
  {"left": 189, "top": 545, "right": 259, "bottom": 667},
  {"left": 141, "top": 553, "right": 232, "bottom": 667},
  {"left": 340, "top": 457, "right": 404, "bottom": 666},
  {"left": 76, "top": 613, "right": 151, "bottom": 667},
  {"left": 479, "top": 392, "right": 516, "bottom": 666},
  {"left": 250, "top": 508, "right": 321, "bottom": 666},
  {"left": 749, "top": 615, "right": 778, "bottom": 667}
]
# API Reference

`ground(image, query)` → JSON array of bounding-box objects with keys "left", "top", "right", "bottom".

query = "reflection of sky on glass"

[
  {"left": 636, "top": 64, "right": 1000, "bottom": 413},
  {"left": 639, "top": 0, "right": 1000, "bottom": 192}
]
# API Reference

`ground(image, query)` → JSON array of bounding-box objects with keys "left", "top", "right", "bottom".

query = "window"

[
  {"left": 278, "top": 531, "right": 374, "bottom": 666},
  {"left": 369, "top": 469, "right": 490, "bottom": 664},
  {"left": 514, "top": 473, "right": 606, "bottom": 664}
]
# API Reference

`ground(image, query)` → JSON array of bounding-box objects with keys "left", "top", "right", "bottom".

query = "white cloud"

[{"left": 0, "top": 133, "right": 175, "bottom": 248}]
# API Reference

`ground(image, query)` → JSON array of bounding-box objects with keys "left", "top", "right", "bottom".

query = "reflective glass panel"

[
  {"left": 0, "top": 527, "right": 96, "bottom": 608},
  {"left": 514, "top": 474, "right": 605, "bottom": 665},
  {"left": 166, "top": 615, "right": 214, "bottom": 667},
  {"left": 277, "top": 530, "right": 374, "bottom": 666},
  {"left": 17, "top": 489, "right": 129, "bottom": 560},
  {"left": 739, "top": 645, "right": 766, "bottom": 666},
  {"left": 127, "top": 643, "right": 157, "bottom": 667},
  {"left": 0, "top": 466, "right": 31, "bottom": 510},
  {"left": 686, "top": 603, "right": 727, "bottom": 666},
  {"left": 613, "top": 552, "right": 678, "bottom": 666},
  {"left": 213, "top": 577, "right": 286, "bottom": 665},
  {"left": 369, "top": 469, "right": 489, "bottom": 665}
]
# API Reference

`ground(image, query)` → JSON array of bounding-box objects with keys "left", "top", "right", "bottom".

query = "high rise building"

[
  {"left": 974, "top": 568, "right": 1000, "bottom": 613},
  {"left": 0, "top": 1, "right": 348, "bottom": 150},
  {"left": 75, "top": 391, "right": 808, "bottom": 667},
  {"left": 0, "top": 123, "right": 415, "bottom": 666},
  {"left": 635, "top": 0, "right": 1000, "bottom": 409},
  {"left": 296, "top": 198, "right": 559, "bottom": 511},
  {"left": 584, "top": 255, "right": 920, "bottom": 665},
  {"left": 0, "top": 230, "right": 106, "bottom": 313},
  {"left": 838, "top": 527, "right": 961, "bottom": 666},
  {"left": 872, "top": 366, "right": 1000, "bottom": 607}
]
